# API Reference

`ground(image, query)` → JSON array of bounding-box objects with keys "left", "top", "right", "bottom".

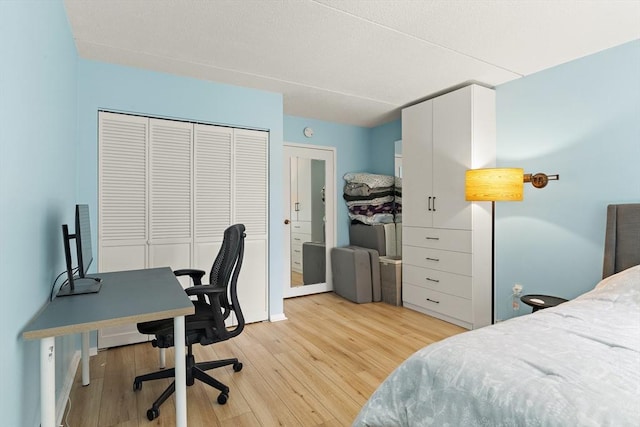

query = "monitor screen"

[
  {"left": 57, "top": 204, "right": 101, "bottom": 297},
  {"left": 75, "top": 204, "right": 93, "bottom": 278}
]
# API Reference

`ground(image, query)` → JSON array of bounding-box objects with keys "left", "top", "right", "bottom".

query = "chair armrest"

[
  {"left": 185, "top": 285, "right": 225, "bottom": 297},
  {"left": 174, "top": 268, "right": 206, "bottom": 279}
]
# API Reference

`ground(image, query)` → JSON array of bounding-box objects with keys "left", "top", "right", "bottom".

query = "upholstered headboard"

[{"left": 603, "top": 203, "right": 640, "bottom": 278}]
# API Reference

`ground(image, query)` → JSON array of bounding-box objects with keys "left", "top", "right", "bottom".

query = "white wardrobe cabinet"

[
  {"left": 97, "top": 112, "right": 268, "bottom": 348},
  {"left": 289, "top": 156, "right": 313, "bottom": 273},
  {"left": 290, "top": 156, "right": 312, "bottom": 222},
  {"left": 401, "top": 85, "right": 495, "bottom": 330}
]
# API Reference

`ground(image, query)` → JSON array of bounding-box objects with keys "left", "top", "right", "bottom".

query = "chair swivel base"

[{"left": 133, "top": 351, "right": 243, "bottom": 421}]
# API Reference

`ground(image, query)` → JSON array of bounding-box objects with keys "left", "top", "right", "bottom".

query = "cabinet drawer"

[
  {"left": 291, "top": 221, "right": 312, "bottom": 234},
  {"left": 291, "top": 232, "right": 312, "bottom": 246},
  {"left": 291, "top": 250, "right": 303, "bottom": 272},
  {"left": 403, "top": 265, "right": 471, "bottom": 298},
  {"left": 291, "top": 244, "right": 303, "bottom": 259},
  {"left": 403, "top": 246, "right": 471, "bottom": 275},
  {"left": 403, "top": 283, "right": 471, "bottom": 322},
  {"left": 403, "top": 227, "right": 471, "bottom": 252}
]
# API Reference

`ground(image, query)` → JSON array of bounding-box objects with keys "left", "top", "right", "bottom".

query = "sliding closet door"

[{"left": 234, "top": 129, "right": 269, "bottom": 323}]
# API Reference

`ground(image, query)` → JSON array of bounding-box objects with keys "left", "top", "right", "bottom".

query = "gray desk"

[{"left": 23, "top": 267, "right": 194, "bottom": 427}]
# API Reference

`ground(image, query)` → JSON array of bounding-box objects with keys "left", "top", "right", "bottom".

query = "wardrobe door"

[
  {"left": 402, "top": 99, "right": 434, "bottom": 228},
  {"left": 234, "top": 128, "right": 269, "bottom": 323},
  {"left": 432, "top": 87, "right": 472, "bottom": 230},
  {"left": 148, "top": 119, "right": 193, "bottom": 287},
  {"left": 295, "top": 157, "right": 313, "bottom": 222}
]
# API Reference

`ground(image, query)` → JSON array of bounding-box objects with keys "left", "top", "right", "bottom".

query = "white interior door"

[{"left": 283, "top": 144, "right": 336, "bottom": 298}]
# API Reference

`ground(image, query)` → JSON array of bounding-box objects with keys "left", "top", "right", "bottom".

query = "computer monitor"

[{"left": 58, "top": 204, "right": 102, "bottom": 297}]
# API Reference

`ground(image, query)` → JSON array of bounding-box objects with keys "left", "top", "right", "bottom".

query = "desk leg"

[
  {"left": 159, "top": 347, "right": 166, "bottom": 369},
  {"left": 41, "top": 337, "right": 55, "bottom": 427},
  {"left": 81, "top": 331, "right": 90, "bottom": 385},
  {"left": 174, "top": 315, "right": 187, "bottom": 427}
]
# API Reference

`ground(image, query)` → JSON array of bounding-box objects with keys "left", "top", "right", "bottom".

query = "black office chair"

[{"left": 133, "top": 224, "right": 246, "bottom": 421}]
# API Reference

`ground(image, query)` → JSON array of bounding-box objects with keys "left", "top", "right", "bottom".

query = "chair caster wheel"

[
  {"left": 217, "top": 392, "right": 228, "bottom": 405},
  {"left": 133, "top": 380, "right": 142, "bottom": 391},
  {"left": 147, "top": 407, "right": 159, "bottom": 421},
  {"left": 233, "top": 362, "right": 243, "bottom": 372}
]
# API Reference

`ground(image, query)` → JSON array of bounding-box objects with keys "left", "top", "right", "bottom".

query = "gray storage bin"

[{"left": 379, "top": 256, "right": 402, "bottom": 306}]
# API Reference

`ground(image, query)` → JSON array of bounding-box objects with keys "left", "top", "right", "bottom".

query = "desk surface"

[{"left": 23, "top": 267, "right": 194, "bottom": 340}]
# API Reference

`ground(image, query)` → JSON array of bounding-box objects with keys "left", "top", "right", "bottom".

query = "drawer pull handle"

[
  {"left": 426, "top": 277, "right": 440, "bottom": 283},
  {"left": 294, "top": 250, "right": 300, "bottom": 253},
  {"left": 425, "top": 237, "right": 439, "bottom": 240},
  {"left": 425, "top": 257, "right": 440, "bottom": 262},
  {"left": 426, "top": 298, "right": 440, "bottom": 304}
]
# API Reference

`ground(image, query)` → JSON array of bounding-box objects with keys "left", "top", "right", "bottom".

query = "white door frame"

[{"left": 283, "top": 143, "right": 336, "bottom": 298}]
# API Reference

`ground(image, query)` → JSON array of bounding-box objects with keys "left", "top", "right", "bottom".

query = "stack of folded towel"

[{"left": 343, "top": 173, "right": 399, "bottom": 225}]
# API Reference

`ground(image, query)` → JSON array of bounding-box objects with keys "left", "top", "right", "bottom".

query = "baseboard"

[
  {"left": 57, "top": 350, "right": 80, "bottom": 426},
  {"left": 269, "top": 313, "right": 287, "bottom": 322},
  {"left": 56, "top": 347, "right": 98, "bottom": 425}
]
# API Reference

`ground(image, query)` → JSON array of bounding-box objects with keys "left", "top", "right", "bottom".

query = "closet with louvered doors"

[{"left": 97, "top": 112, "right": 268, "bottom": 349}]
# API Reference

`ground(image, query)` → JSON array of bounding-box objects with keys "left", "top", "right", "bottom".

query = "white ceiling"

[{"left": 64, "top": 0, "right": 640, "bottom": 127}]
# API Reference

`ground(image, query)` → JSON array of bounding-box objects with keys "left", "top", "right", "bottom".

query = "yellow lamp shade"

[{"left": 465, "top": 168, "right": 524, "bottom": 201}]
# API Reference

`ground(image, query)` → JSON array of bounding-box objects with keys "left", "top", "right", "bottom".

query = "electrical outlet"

[{"left": 512, "top": 283, "right": 523, "bottom": 295}]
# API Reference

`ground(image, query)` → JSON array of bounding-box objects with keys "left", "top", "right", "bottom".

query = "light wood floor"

[{"left": 64, "top": 292, "right": 464, "bottom": 427}]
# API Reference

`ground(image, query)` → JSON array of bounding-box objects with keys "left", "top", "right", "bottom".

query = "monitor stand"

[{"left": 57, "top": 277, "right": 103, "bottom": 297}]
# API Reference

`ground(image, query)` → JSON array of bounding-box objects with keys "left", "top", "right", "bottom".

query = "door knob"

[{"left": 284, "top": 219, "right": 290, "bottom": 224}]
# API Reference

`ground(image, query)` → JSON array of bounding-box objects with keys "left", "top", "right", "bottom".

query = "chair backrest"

[
  {"left": 208, "top": 223, "right": 246, "bottom": 338},
  {"left": 603, "top": 204, "right": 640, "bottom": 278}
]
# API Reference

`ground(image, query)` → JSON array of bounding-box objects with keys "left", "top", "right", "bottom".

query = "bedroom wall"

[
  {"left": 284, "top": 115, "right": 371, "bottom": 246},
  {"left": 0, "top": 1, "right": 79, "bottom": 425},
  {"left": 369, "top": 119, "right": 401, "bottom": 176},
  {"left": 76, "top": 60, "right": 285, "bottom": 321},
  {"left": 495, "top": 40, "right": 640, "bottom": 320}
]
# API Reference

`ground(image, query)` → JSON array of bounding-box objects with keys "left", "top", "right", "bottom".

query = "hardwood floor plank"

[{"left": 65, "top": 292, "right": 464, "bottom": 426}]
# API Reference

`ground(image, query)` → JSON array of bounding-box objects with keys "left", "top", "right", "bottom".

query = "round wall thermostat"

[{"left": 303, "top": 127, "right": 314, "bottom": 138}]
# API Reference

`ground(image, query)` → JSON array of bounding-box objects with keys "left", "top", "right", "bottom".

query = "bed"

[{"left": 353, "top": 204, "right": 640, "bottom": 427}]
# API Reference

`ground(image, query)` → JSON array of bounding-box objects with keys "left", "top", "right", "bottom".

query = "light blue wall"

[
  {"left": 77, "top": 60, "right": 285, "bottom": 320},
  {"left": 284, "top": 115, "right": 371, "bottom": 246},
  {"left": 0, "top": 1, "right": 78, "bottom": 425},
  {"left": 370, "top": 119, "right": 401, "bottom": 176},
  {"left": 495, "top": 40, "right": 640, "bottom": 320}
]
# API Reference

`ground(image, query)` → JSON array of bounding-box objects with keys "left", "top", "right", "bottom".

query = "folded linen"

[
  {"left": 343, "top": 189, "right": 395, "bottom": 201},
  {"left": 348, "top": 213, "right": 395, "bottom": 225},
  {"left": 349, "top": 202, "right": 395, "bottom": 216},
  {"left": 344, "top": 173, "right": 395, "bottom": 189},
  {"left": 346, "top": 195, "right": 395, "bottom": 207},
  {"left": 344, "top": 182, "right": 394, "bottom": 197}
]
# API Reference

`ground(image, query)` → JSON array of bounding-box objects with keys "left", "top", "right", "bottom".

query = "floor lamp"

[{"left": 465, "top": 168, "right": 524, "bottom": 323}]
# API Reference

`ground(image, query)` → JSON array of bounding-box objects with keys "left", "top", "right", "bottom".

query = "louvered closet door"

[
  {"left": 234, "top": 128, "right": 268, "bottom": 323},
  {"left": 98, "top": 112, "right": 149, "bottom": 348},
  {"left": 99, "top": 112, "right": 148, "bottom": 273},
  {"left": 193, "top": 124, "right": 232, "bottom": 277},
  {"left": 148, "top": 119, "right": 193, "bottom": 287}
]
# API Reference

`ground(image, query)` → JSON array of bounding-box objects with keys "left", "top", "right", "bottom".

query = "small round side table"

[{"left": 520, "top": 294, "right": 568, "bottom": 312}]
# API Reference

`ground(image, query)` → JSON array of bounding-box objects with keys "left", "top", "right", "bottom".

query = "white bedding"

[{"left": 354, "top": 265, "right": 640, "bottom": 427}]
